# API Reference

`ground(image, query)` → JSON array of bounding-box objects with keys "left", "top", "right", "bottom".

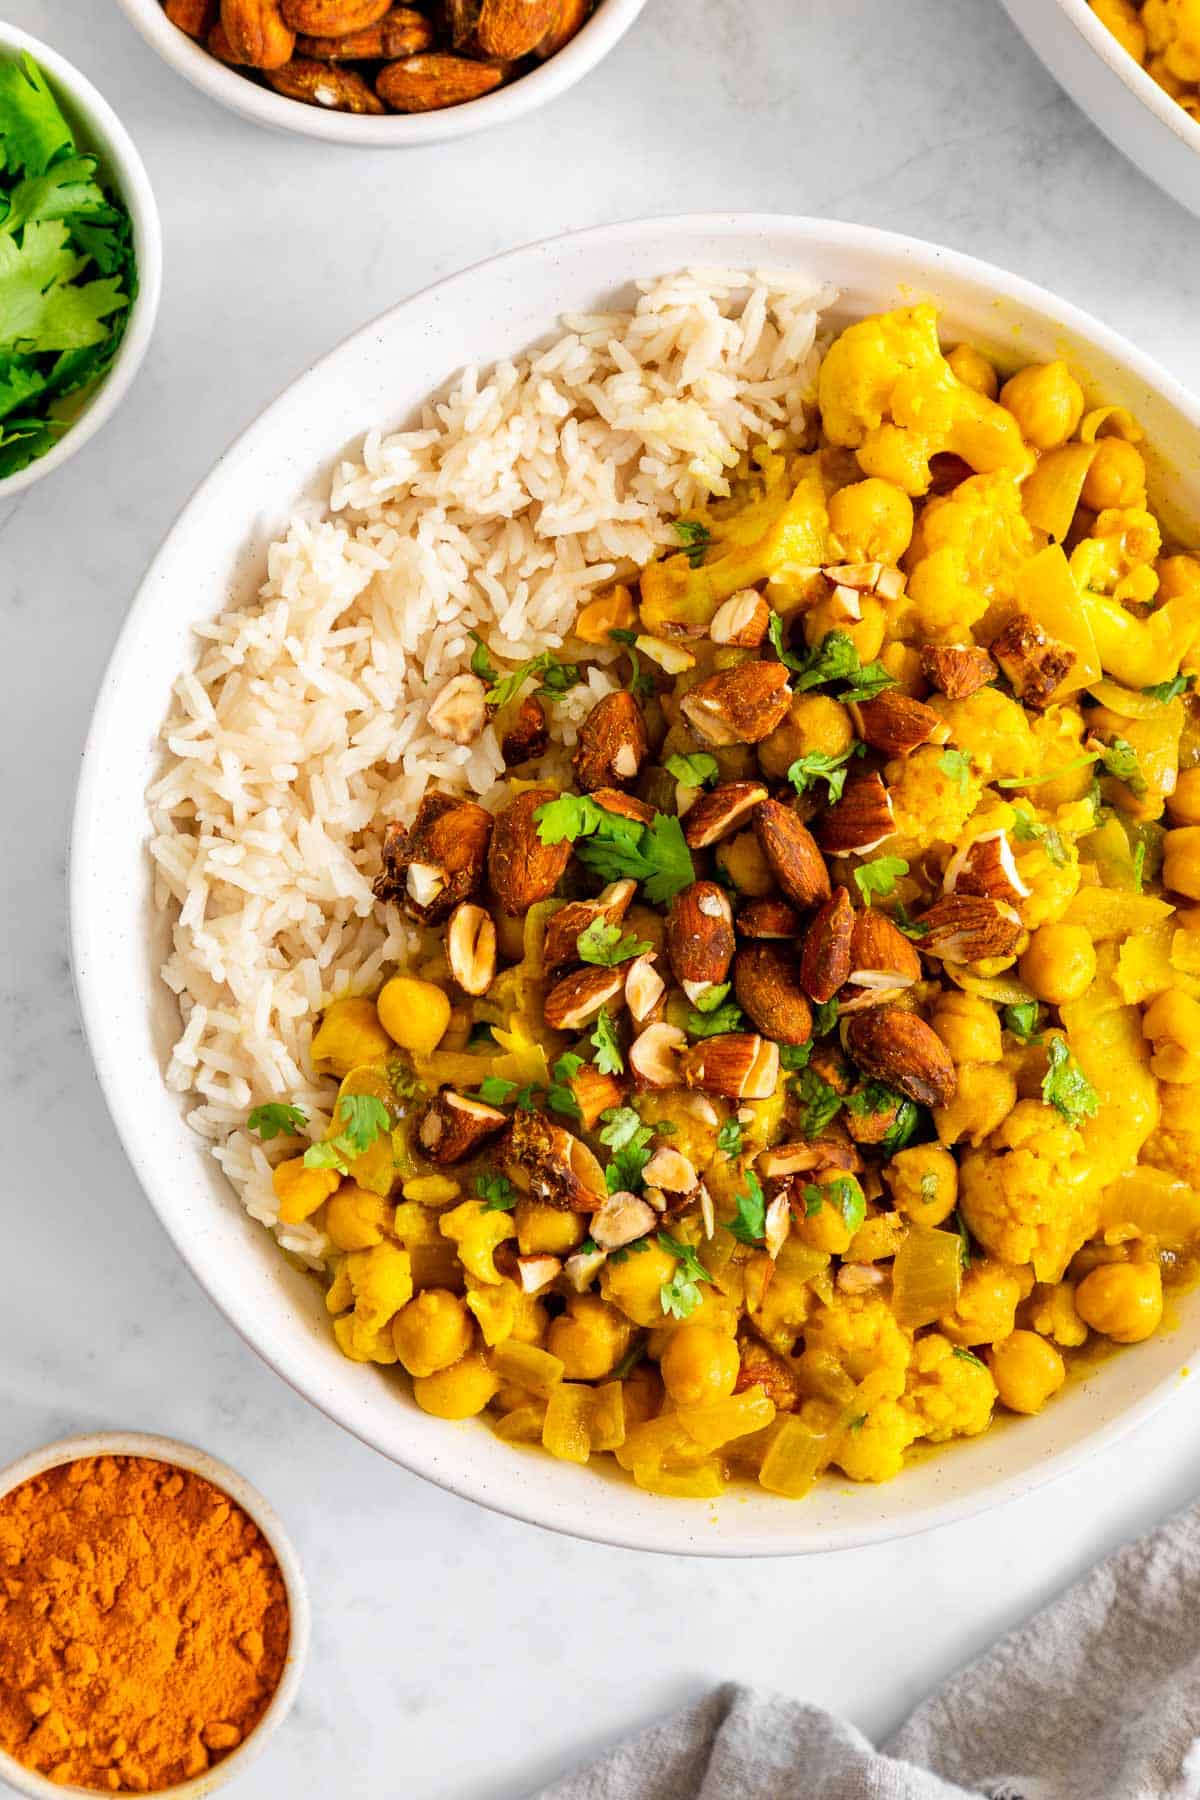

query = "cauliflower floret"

[
  {"left": 905, "top": 471, "right": 1036, "bottom": 640},
  {"left": 1022, "top": 1280, "right": 1089, "bottom": 1348},
  {"left": 1144, "top": 0, "right": 1200, "bottom": 80},
  {"left": 1012, "top": 832, "right": 1082, "bottom": 931},
  {"left": 938, "top": 1259, "right": 1023, "bottom": 1347},
  {"left": 802, "top": 1291, "right": 912, "bottom": 1397},
  {"left": 1070, "top": 506, "right": 1162, "bottom": 601},
  {"left": 927, "top": 686, "right": 1038, "bottom": 784},
  {"left": 903, "top": 1332, "right": 997, "bottom": 1442},
  {"left": 885, "top": 742, "right": 982, "bottom": 849},
  {"left": 1027, "top": 706, "right": 1094, "bottom": 806},
  {"left": 958, "top": 1099, "right": 1096, "bottom": 1281},
  {"left": 831, "top": 1398, "right": 921, "bottom": 1483}
]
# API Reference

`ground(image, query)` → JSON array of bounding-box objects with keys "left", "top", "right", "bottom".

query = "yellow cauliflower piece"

[
  {"left": 885, "top": 742, "right": 982, "bottom": 849},
  {"left": 832, "top": 1398, "right": 921, "bottom": 1483},
  {"left": 440, "top": 1199, "right": 516, "bottom": 1285},
  {"left": 1012, "top": 833, "right": 1082, "bottom": 931},
  {"left": 938, "top": 1259, "right": 1022, "bottom": 1347},
  {"left": 958, "top": 1099, "right": 1096, "bottom": 1281},
  {"left": 1022, "top": 1281, "right": 1089, "bottom": 1348},
  {"left": 802, "top": 1291, "right": 912, "bottom": 1398},
  {"left": 1070, "top": 506, "right": 1162, "bottom": 599},
  {"left": 903, "top": 1332, "right": 997, "bottom": 1442},
  {"left": 1144, "top": 0, "right": 1200, "bottom": 79},
  {"left": 345, "top": 1242, "right": 413, "bottom": 1337},
  {"left": 927, "top": 687, "right": 1038, "bottom": 784},
  {"left": 817, "top": 306, "right": 1032, "bottom": 496},
  {"left": 905, "top": 471, "right": 1035, "bottom": 640},
  {"left": 1027, "top": 705, "right": 1095, "bottom": 805}
]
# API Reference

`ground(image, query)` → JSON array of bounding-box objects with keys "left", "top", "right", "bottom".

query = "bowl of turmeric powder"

[{"left": 0, "top": 1433, "right": 309, "bottom": 1797}]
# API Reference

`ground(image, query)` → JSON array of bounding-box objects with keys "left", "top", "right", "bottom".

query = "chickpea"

[
  {"left": 1075, "top": 1261, "right": 1163, "bottom": 1343},
  {"left": 941, "top": 1261, "right": 1021, "bottom": 1347},
  {"left": 1163, "top": 827, "right": 1200, "bottom": 900},
  {"left": 601, "top": 1239, "right": 679, "bottom": 1327},
  {"left": 1143, "top": 988, "right": 1200, "bottom": 1054},
  {"left": 1157, "top": 554, "right": 1200, "bottom": 601},
  {"left": 828, "top": 477, "right": 914, "bottom": 564},
  {"left": 411, "top": 1350, "right": 498, "bottom": 1419},
  {"left": 999, "top": 361, "right": 1085, "bottom": 451},
  {"left": 933, "top": 1063, "right": 1018, "bottom": 1147},
  {"left": 515, "top": 1200, "right": 587, "bottom": 1257},
  {"left": 880, "top": 642, "right": 925, "bottom": 695},
  {"left": 1167, "top": 769, "right": 1200, "bottom": 826},
  {"left": 715, "top": 829, "right": 776, "bottom": 897},
  {"left": 758, "top": 691, "right": 854, "bottom": 781},
  {"left": 310, "top": 996, "right": 393, "bottom": 1076},
  {"left": 1018, "top": 922, "right": 1097, "bottom": 1005},
  {"left": 393, "top": 1289, "right": 473, "bottom": 1378},
  {"left": 803, "top": 593, "right": 885, "bottom": 663},
  {"left": 1081, "top": 437, "right": 1146, "bottom": 511},
  {"left": 947, "top": 342, "right": 999, "bottom": 400},
  {"left": 547, "top": 1294, "right": 634, "bottom": 1379},
  {"left": 325, "top": 1182, "right": 392, "bottom": 1251},
  {"left": 377, "top": 976, "right": 452, "bottom": 1058},
  {"left": 1091, "top": 0, "right": 1147, "bottom": 60},
  {"left": 1148, "top": 1044, "right": 1200, "bottom": 1084},
  {"left": 988, "top": 1330, "right": 1066, "bottom": 1414},
  {"left": 931, "top": 991, "right": 1003, "bottom": 1065},
  {"left": 659, "top": 1322, "right": 740, "bottom": 1407},
  {"left": 883, "top": 1143, "right": 959, "bottom": 1226}
]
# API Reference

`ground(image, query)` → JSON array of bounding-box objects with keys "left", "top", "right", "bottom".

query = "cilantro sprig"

[
  {"left": 248, "top": 1102, "right": 308, "bottom": 1141},
  {"left": 576, "top": 918, "right": 652, "bottom": 968},
  {"left": 786, "top": 743, "right": 864, "bottom": 804},
  {"left": 599, "top": 1106, "right": 655, "bottom": 1193},
  {"left": 657, "top": 1231, "right": 713, "bottom": 1319},
  {"left": 726, "top": 1170, "right": 767, "bottom": 1246},
  {"left": 1041, "top": 1037, "right": 1099, "bottom": 1126},
  {"left": 853, "top": 855, "right": 908, "bottom": 903},
  {"left": 302, "top": 1094, "right": 392, "bottom": 1176},
  {"left": 467, "top": 633, "right": 582, "bottom": 709},
  {"left": 590, "top": 1006, "right": 624, "bottom": 1076},
  {"left": 534, "top": 793, "right": 695, "bottom": 904}
]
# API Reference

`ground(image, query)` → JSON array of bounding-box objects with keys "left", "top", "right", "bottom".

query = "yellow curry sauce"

[
  {"left": 1092, "top": 0, "right": 1200, "bottom": 123},
  {"left": 252, "top": 304, "right": 1200, "bottom": 1502}
]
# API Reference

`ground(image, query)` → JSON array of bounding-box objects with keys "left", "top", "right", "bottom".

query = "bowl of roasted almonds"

[{"left": 113, "top": 0, "right": 648, "bottom": 143}]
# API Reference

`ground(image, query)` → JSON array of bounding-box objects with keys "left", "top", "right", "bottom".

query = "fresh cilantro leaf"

[
  {"left": 469, "top": 630, "right": 497, "bottom": 684},
  {"left": 612, "top": 1341, "right": 646, "bottom": 1381},
  {"left": 1095, "top": 737, "right": 1147, "bottom": 797},
  {"left": 535, "top": 657, "right": 583, "bottom": 699},
  {"left": 1142, "top": 674, "right": 1194, "bottom": 703},
  {"left": 0, "top": 54, "right": 74, "bottom": 178},
  {"left": 779, "top": 1041, "right": 813, "bottom": 1071},
  {"left": 599, "top": 1106, "right": 654, "bottom": 1192},
  {"left": 537, "top": 796, "right": 697, "bottom": 905},
  {"left": 847, "top": 1413, "right": 868, "bottom": 1431},
  {"left": 473, "top": 645, "right": 581, "bottom": 710},
  {"left": 534, "top": 792, "right": 609, "bottom": 844},
  {"left": 546, "top": 1051, "right": 584, "bottom": 1121},
  {"left": 1041, "top": 1036, "right": 1099, "bottom": 1125},
  {"left": 657, "top": 1230, "right": 713, "bottom": 1319},
  {"left": 675, "top": 519, "right": 711, "bottom": 568},
  {"left": 1133, "top": 839, "right": 1147, "bottom": 893},
  {"left": 685, "top": 999, "right": 745, "bottom": 1037},
  {"left": 880, "top": 1100, "right": 919, "bottom": 1154},
  {"left": 795, "top": 1068, "right": 843, "bottom": 1136},
  {"left": 1004, "top": 1002, "right": 1042, "bottom": 1044},
  {"left": 726, "top": 1170, "right": 767, "bottom": 1245},
  {"left": 626, "top": 813, "right": 696, "bottom": 906},
  {"left": 791, "top": 631, "right": 863, "bottom": 692},
  {"left": 1011, "top": 810, "right": 1069, "bottom": 867},
  {"left": 952, "top": 1347, "right": 986, "bottom": 1369},
  {"left": 853, "top": 855, "right": 908, "bottom": 902},
  {"left": 951, "top": 1210, "right": 973, "bottom": 1271},
  {"left": 609, "top": 1239, "right": 653, "bottom": 1265},
  {"left": 892, "top": 899, "right": 928, "bottom": 939},
  {"left": 997, "top": 753, "right": 1099, "bottom": 790},
  {"left": 838, "top": 660, "right": 897, "bottom": 705},
  {"left": 938, "top": 747, "right": 974, "bottom": 795},
  {"left": 690, "top": 982, "right": 732, "bottom": 1015},
  {"left": 475, "top": 1172, "right": 517, "bottom": 1212},
  {"left": 302, "top": 1093, "right": 391, "bottom": 1176},
  {"left": 844, "top": 1078, "right": 900, "bottom": 1119},
  {"left": 716, "top": 1117, "right": 743, "bottom": 1158},
  {"left": 472, "top": 1075, "right": 520, "bottom": 1107},
  {"left": 812, "top": 999, "right": 841, "bottom": 1038},
  {"left": 766, "top": 609, "right": 808, "bottom": 674},
  {"left": 248, "top": 1101, "right": 308, "bottom": 1141},
  {"left": 590, "top": 1007, "right": 624, "bottom": 1076},
  {"left": 664, "top": 752, "right": 720, "bottom": 789},
  {"left": 607, "top": 628, "right": 655, "bottom": 700},
  {"left": 0, "top": 221, "right": 127, "bottom": 354},
  {"left": 786, "top": 743, "right": 863, "bottom": 804},
  {"left": 802, "top": 1175, "right": 866, "bottom": 1235},
  {"left": 576, "top": 918, "right": 653, "bottom": 967}
]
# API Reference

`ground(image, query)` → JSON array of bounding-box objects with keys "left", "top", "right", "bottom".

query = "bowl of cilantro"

[{"left": 0, "top": 26, "right": 161, "bottom": 494}]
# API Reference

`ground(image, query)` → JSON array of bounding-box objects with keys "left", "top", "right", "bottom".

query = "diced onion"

[{"left": 891, "top": 1224, "right": 963, "bottom": 1329}]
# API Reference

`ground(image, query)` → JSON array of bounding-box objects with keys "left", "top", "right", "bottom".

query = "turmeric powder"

[{"left": 0, "top": 1455, "right": 289, "bottom": 1792}]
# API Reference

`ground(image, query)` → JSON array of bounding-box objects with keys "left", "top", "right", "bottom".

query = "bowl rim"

[
  {"left": 0, "top": 1430, "right": 310, "bottom": 1798},
  {"left": 0, "top": 24, "right": 163, "bottom": 500},
  {"left": 1052, "top": 0, "right": 1200, "bottom": 154},
  {"left": 69, "top": 210, "right": 1200, "bottom": 1557},
  {"left": 109, "top": 0, "right": 649, "bottom": 146}
]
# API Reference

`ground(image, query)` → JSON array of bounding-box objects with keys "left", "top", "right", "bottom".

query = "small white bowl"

[
  {"left": 0, "top": 26, "right": 162, "bottom": 500},
  {"left": 0, "top": 1432, "right": 309, "bottom": 1799},
  {"left": 111, "top": 0, "right": 649, "bottom": 146},
  {"left": 999, "top": 0, "right": 1200, "bottom": 217}
]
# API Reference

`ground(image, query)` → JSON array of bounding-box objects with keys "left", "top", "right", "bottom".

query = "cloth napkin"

[{"left": 536, "top": 1502, "right": 1200, "bottom": 1799}]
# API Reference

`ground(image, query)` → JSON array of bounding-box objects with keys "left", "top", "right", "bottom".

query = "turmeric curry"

[
  {"left": 1092, "top": 0, "right": 1200, "bottom": 124},
  {"left": 247, "top": 304, "right": 1200, "bottom": 1501}
]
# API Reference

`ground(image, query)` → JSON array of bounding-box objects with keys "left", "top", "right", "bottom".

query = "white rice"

[{"left": 148, "top": 267, "right": 835, "bottom": 1266}]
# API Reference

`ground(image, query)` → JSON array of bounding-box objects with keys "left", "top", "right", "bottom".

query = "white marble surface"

[{"left": 3, "top": 1, "right": 1200, "bottom": 1794}]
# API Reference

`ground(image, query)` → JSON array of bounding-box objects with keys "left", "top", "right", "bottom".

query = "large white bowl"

[
  {"left": 999, "top": 0, "right": 1200, "bottom": 217},
  {"left": 0, "top": 25, "right": 162, "bottom": 498},
  {"left": 71, "top": 213, "right": 1200, "bottom": 1557},
  {"left": 112, "top": 0, "right": 648, "bottom": 146}
]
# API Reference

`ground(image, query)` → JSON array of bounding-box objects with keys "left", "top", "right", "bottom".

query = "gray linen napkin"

[{"left": 536, "top": 1504, "right": 1200, "bottom": 1800}]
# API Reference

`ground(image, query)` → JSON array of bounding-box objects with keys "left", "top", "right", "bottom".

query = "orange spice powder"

[{"left": 0, "top": 1455, "right": 290, "bottom": 1792}]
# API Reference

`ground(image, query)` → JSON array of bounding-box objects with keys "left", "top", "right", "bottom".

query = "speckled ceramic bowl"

[{"left": 0, "top": 1432, "right": 309, "bottom": 1798}]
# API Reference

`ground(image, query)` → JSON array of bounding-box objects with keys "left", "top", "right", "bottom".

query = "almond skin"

[
  {"left": 543, "top": 965, "right": 625, "bottom": 1032},
  {"left": 376, "top": 52, "right": 505, "bottom": 110},
  {"left": 418, "top": 1089, "right": 508, "bottom": 1164},
  {"left": 267, "top": 58, "right": 388, "bottom": 108},
  {"left": 680, "top": 662, "right": 793, "bottom": 746},
  {"left": 800, "top": 885, "right": 854, "bottom": 1002},
  {"left": 733, "top": 943, "right": 813, "bottom": 1046},
  {"left": 990, "top": 613, "right": 1076, "bottom": 710},
  {"left": 573, "top": 690, "right": 649, "bottom": 792},
  {"left": 844, "top": 1009, "right": 957, "bottom": 1109},
  {"left": 913, "top": 894, "right": 1023, "bottom": 962},
  {"left": 541, "top": 879, "right": 636, "bottom": 971},
  {"left": 166, "top": 0, "right": 218, "bottom": 35},
  {"left": 590, "top": 788, "right": 654, "bottom": 827},
  {"left": 374, "top": 790, "right": 492, "bottom": 924},
  {"left": 487, "top": 787, "right": 570, "bottom": 916},
  {"left": 847, "top": 909, "right": 922, "bottom": 988},
  {"left": 920, "top": 643, "right": 997, "bottom": 700},
  {"left": 683, "top": 781, "right": 768, "bottom": 849},
  {"left": 738, "top": 898, "right": 804, "bottom": 940},
  {"left": 504, "top": 1114, "right": 607, "bottom": 1212},
  {"left": 220, "top": 0, "right": 295, "bottom": 67},
  {"left": 534, "top": 0, "right": 590, "bottom": 56},
  {"left": 684, "top": 1032, "right": 779, "bottom": 1101},
  {"left": 476, "top": 0, "right": 560, "bottom": 57},
  {"left": 852, "top": 690, "right": 949, "bottom": 757},
  {"left": 814, "top": 772, "right": 895, "bottom": 856},
  {"left": 945, "top": 830, "right": 1031, "bottom": 906},
  {"left": 297, "top": 4, "right": 433, "bottom": 55},
  {"left": 666, "top": 882, "right": 735, "bottom": 991},
  {"left": 501, "top": 694, "right": 549, "bottom": 766},
  {"left": 568, "top": 1064, "right": 625, "bottom": 1131},
  {"left": 280, "top": 0, "right": 390, "bottom": 32},
  {"left": 754, "top": 800, "right": 831, "bottom": 909}
]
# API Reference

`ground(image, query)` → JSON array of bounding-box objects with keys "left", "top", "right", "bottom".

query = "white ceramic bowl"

[
  {"left": 71, "top": 213, "right": 1200, "bottom": 1557},
  {"left": 0, "top": 1431, "right": 309, "bottom": 1798},
  {"left": 0, "top": 25, "right": 162, "bottom": 500},
  {"left": 112, "top": 0, "right": 648, "bottom": 146},
  {"left": 999, "top": 0, "right": 1200, "bottom": 216}
]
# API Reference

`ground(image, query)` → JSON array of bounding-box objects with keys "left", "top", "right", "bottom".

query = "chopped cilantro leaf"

[
  {"left": 599, "top": 1106, "right": 654, "bottom": 1192},
  {"left": 612, "top": 1341, "right": 646, "bottom": 1381},
  {"left": 1011, "top": 810, "right": 1069, "bottom": 867},
  {"left": 472, "top": 1075, "right": 520, "bottom": 1107},
  {"left": 951, "top": 1210, "right": 972, "bottom": 1271},
  {"left": 607, "top": 628, "right": 655, "bottom": 699},
  {"left": 953, "top": 1347, "right": 986, "bottom": 1369},
  {"left": 920, "top": 1172, "right": 939, "bottom": 1205},
  {"left": 766, "top": 609, "right": 808, "bottom": 674},
  {"left": 685, "top": 999, "right": 745, "bottom": 1037},
  {"left": 590, "top": 1006, "right": 624, "bottom": 1076},
  {"left": 1004, "top": 1001, "right": 1042, "bottom": 1043},
  {"left": 576, "top": 918, "right": 653, "bottom": 967},
  {"left": 302, "top": 1093, "right": 391, "bottom": 1176},
  {"left": 716, "top": 1117, "right": 744, "bottom": 1158},
  {"left": 838, "top": 660, "right": 898, "bottom": 705},
  {"left": 664, "top": 751, "right": 720, "bottom": 789},
  {"left": 675, "top": 519, "right": 711, "bottom": 568},
  {"left": 1041, "top": 1036, "right": 1099, "bottom": 1125},
  {"left": 657, "top": 1230, "right": 713, "bottom": 1318},
  {"left": 795, "top": 1067, "right": 843, "bottom": 1137},
  {"left": 1133, "top": 839, "right": 1147, "bottom": 893},
  {"left": 938, "top": 747, "right": 974, "bottom": 795},
  {"left": 247, "top": 1101, "right": 308, "bottom": 1141},
  {"left": 791, "top": 631, "right": 863, "bottom": 692},
  {"left": 786, "top": 743, "right": 863, "bottom": 804},
  {"left": 1142, "top": 674, "right": 1194, "bottom": 703},
  {"left": 802, "top": 1175, "right": 866, "bottom": 1235},
  {"left": 881, "top": 1099, "right": 919, "bottom": 1154},
  {"left": 476, "top": 1172, "right": 517, "bottom": 1212},
  {"left": 1095, "top": 736, "right": 1147, "bottom": 797},
  {"left": 726, "top": 1170, "right": 766, "bottom": 1245},
  {"left": 812, "top": 999, "right": 841, "bottom": 1038},
  {"left": 853, "top": 855, "right": 908, "bottom": 902},
  {"left": 997, "top": 753, "right": 1099, "bottom": 790},
  {"left": 691, "top": 982, "right": 732, "bottom": 1015},
  {"left": 546, "top": 1051, "right": 584, "bottom": 1122},
  {"left": 779, "top": 1041, "right": 813, "bottom": 1072}
]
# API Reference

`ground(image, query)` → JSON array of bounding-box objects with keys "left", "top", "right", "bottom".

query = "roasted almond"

[
  {"left": 944, "top": 830, "right": 1031, "bottom": 906},
  {"left": 733, "top": 943, "right": 813, "bottom": 1046},
  {"left": 563, "top": 1245, "right": 608, "bottom": 1291},
  {"left": 590, "top": 1190, "right": 657, "bottom": 1251},
  {"left": 543, "top": 965, "right": 625, "bottom": 1032},
  {"left": 534, "top": 0, "right": 590, "bottom": 55},
  {"left": 754, "top": 801, "right": 831, "bottom": 909},
  {"left": 487, "top": 787, "right": 569, "bottom": 916},
  {"left": 683, "top": 780, "right": 768, "bottom": 849},
  {"left": 684, "top": 1032, "right": 779, "bottom": 1102},
  {"left": 852, "top": 690, "right": 949, "bottom": 757},
  {"left": 913, "top": 894, "right": 1023, "bottom": 962},
  {"left": 733, "top": 1334, "right": 803, "bottom": 1409},
  {"left": 207, "top": 18, "right": 245, "bottom": 58},
  {"left": 513, "top": 1253, "right": 562, "bottom": 1294},
  {"left": 844, "top": 1010, "right": 957, "bottom": 1109},
  {"left": 220, "top": 0, "right": 295, "bottom": 67},
  {"left": 166, "top": 0, "right": 218, "bottom": 35},
  {"left": 266, "top": 57, "right": 386, "bottom": 106},
  {"left": 567, "top": 1063, "right": 625, "bottom": 1131},
  {"left": 758, "top": 1140, "right": 862, "bottom": 1180},
  {"left": 501, "top": 694, "right": 549, "bottom": 766},
  {"left": 629, "top": 1021, "right": 687, "bottom": 1088},
  {"left": 590, "top": 788, "right": 654, "bottom": 827},
  {"left": 374, "top": 789, "right": 493, "bottom": 924},
  {"left": 376, "top": 51, "right": 505, "bottom": 110},
  {"left": 709, "top": 589, "right": 770, "bottom": 648},
  {"left": 624, "top": 952, "right": 665, "bottom": 1024},
  {"left": 542, "top": 878, "right": 638, "bottom": 971},
  {"left": 446, "top": 902, "right": 497, "bottom": 996},
  {"left": 680, "top": 662, "right": 792, "bottom": 747},
  {"left": 297, "top": 4, "right": 432, "bottom": 54},
  {"left": 642, "top": 1147, "right": 698, "bottom": 1193},
  {"left": 842, "top": 908, "right": 921, "bottom": 1008},
  {"left": 418, "top": 1089, "right": 507, "bottom": 1164},
  {"left": 476, "top": 0, "right": 560, "bottom": 56},
  {"left": 573, "top": 689, "right": 649, "bottom": 792},
  {"left": 504, "top": 1113, "right": 607, "bottom": 1212},
  {"left": 666, "top": 882, "right": 735, "bottom": 993},
  {"left": 920, "top": 643, "right": 997, "bottom": 700},
  {"left": 814, "top": 772, "right": 895, "bottom": 856},
  {"left": 280, "top": 0, "right": 390, "bottom": 29},
  {"left": 738, "top": 897, "right": 804, "bottom": 940},
  {"left": 428, "top": 671, "right": 487, "bottom": 744},
  {"left": 989, "top": 613, "right": 1076, "bottom": 710},
  {"left": 444, "top": 0, "right": 481, "bottom": 46},
  {"left": 799, "top": 885, "right": 853, "bottom": 1002}
]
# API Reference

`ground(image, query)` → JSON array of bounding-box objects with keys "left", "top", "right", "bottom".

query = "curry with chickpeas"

[{"left": 249, "top": 303, "right": 1200, "bottom": 1502}]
